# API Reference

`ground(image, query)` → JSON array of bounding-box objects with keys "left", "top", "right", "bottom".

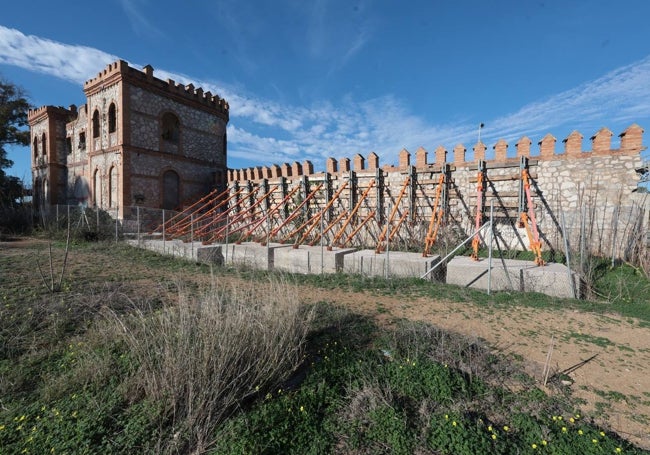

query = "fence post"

[
  {"left": 56, "top": 205, "right": 59, "bottom": 224},
  {"left": 137, "top": 206, "right": 141, "bottom": 246},
  {"left": 487, "top": 201, "right": 494, "bottom": 295},
  {"left": 162, "top": 209, "right": 166, "bottom": 253},
  {"left": 385, "top": 204, "right": 391, "bottom": 279},
  {"left": 190, "top": 214, "right": 194, "bottom": 259}
]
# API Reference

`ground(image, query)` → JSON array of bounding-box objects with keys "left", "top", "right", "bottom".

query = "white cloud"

[
  {"left": 0, "top": 26, "right": 118, "bottom": 84},
  {"left": 1, "top": 25, "right": 649, "bottom": 173}
]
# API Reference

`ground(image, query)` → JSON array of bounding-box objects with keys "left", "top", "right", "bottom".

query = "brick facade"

[{"left": 28, "top": 60, "right": 229, "bottom": 217}]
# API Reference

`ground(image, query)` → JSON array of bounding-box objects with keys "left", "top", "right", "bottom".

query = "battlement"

[
  {"left": 83, "top": 60, "right": 229, "bottom": 117},
  {"left": 228, "top": 125, "right": 645, "bottom": 182},
  {"left": 27, "top": 105, "right": 75, "bottom": 124}
]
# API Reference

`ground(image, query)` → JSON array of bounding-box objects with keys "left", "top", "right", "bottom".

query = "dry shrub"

[{"left": 107, "top": 275, "right": 313, "bottom": 454}]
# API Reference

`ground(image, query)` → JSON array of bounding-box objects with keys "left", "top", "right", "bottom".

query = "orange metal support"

[
  {"left": 153, "top": 187, "right": 221, "bottom": 235},
  {"left": 520, "top": 169, "right": 545, "bottom": 266},
  {"left": 423, "top": 173, "right": 445, "bottom": 257},
  {"left": 341, "top": 211, "right": 375, "bottom": 248},
  {"left": 206, "top": 185, "right": 278, "bottom": 242},
  {"left": 193, "top": 186, "right": 251, "bottom": 238},
  {"left": 242, "top": 186, "right": 302, "bottom": 242},
  {"left": 388, "top": 210, "right": 409, "bottom": 243},
  {"left": 294, "top": 180, "right": 349, "bottom": 246},
  {"left": 308, "top": 209, "right": 348, "bottom": 246},
  {"left": 329, "top": 179, "right": 376, "bottom": 250},
  {"left": 169, "top": 187, "right": 242, "bottom": 239},
  {"left": 471, "top": 164, "right": 485, "bottom": 260},
  {"left": 376, "top": 176, "right": 410, "bottom": 253},
  {"left": 255, "top": 182, "right": 324, "bottom": 244}
]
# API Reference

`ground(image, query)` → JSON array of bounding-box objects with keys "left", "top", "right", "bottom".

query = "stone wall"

[{"left": 226, "top": 125, "right": 648, "bottom": 257}]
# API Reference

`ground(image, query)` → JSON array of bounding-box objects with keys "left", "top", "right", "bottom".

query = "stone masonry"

[
  {"left": 226, "top": 125, "right": 647, "bottom": 258},
  {"left": 28, "top": 60, "right": 229, "bottom": 218}
]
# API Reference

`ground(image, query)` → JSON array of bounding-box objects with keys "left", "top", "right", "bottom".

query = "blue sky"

[{"left": 2, "top": 0, "right": 650, "bottom": 183}]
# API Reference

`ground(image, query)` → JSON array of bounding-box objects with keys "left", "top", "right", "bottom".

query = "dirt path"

[{"left": 289, "top": 284, "right": 650, "bottom": 450}]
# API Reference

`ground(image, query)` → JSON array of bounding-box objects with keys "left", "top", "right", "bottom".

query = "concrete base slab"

[
  {"left": 125, "top": 239, "right": 224, "bottom": 265},
  {"left": 222, "top": 242, "right": 291, "bottom": 270},
  {"left": 343, "top": 250, "right": 442, "bottom": 281},
  {"left": 446, "top": 256, "right": 579, "bottom": 298},
  {"left": 274, "top": 245, "right": 355, "bottom": 274}
]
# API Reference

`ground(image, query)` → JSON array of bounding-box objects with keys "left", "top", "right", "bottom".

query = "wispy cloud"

[
  {"left": 1, "top": 25, "right": 649, "bottom": 172},
  {"left": 117, "top": 0, "right": 165, "bottom": 40},
  {"left": 0, "top": 26, "right": 118, "bottom": 84}
]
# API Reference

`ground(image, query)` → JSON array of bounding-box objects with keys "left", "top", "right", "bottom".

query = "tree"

[{"left": 0, "top": 76, "right": 31, "bottom": 206}]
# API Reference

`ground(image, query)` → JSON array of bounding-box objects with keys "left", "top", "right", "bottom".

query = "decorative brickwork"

[{"left": 28, "top": 60, "right": 229, "bottom": 217}]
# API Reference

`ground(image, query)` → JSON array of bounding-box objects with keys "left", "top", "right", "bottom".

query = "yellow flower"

[
  {"left": 445, "top": 414, "right": 449, "bottom": 420},
  {"left": 570, "top": 417, "right": 575, "bottom": 423},
  {"left": 542, "top": 440, "right": 547, "bottom": 446},
  {"left": 532, "top": 443, "right": 538, "bottom": 449},
  {"left": 592, "top": 439, "right": 598, "bottom": 444},
  {"left": 562, "top": 427, "right": 567, "bottom": 433},
  {"left": 503, "top": 425, "right": 509, "bottom": 432},
  {"left": 300, "top": 406, "right": 304, "bottom": 413},
  {"left": 0, "top": 424, "right": 5, "bottom": 431},
  {"left": 452, "top": 421, "right": 457, "bottom": 427},
  {"left": 488, "top": 425, "right": 493, "bottom": 432},
  {"left": 491, "top": 434, "right": 497, "bottom": 440},
  {"left": 578, "top": 430, "right": 584, "bottom": 435},
  {"left": 600, "top": 431, "right": 605, "bottom": 437},
  {"left": 575, "top": 413, "right": 580, "bottom": 419},
  {"left": 615, "top": 448, "right": 622, "bottom": 453}
]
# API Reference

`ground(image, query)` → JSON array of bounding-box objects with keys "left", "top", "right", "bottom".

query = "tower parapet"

[{"left": 83, "top": 60, "right": 229, "bottom": 120}]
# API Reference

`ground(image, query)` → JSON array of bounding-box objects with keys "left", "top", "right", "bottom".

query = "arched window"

[
  {"left": 162, "top": 170, "right": 180, "bottom": 210},
  {"left": 33, "top": 137, "right": 39, "bottom": 159},
  {"left": 92, "top": 110, "right": 100, "bottom": 138},
  {"left": 42, "top": 133, "right": 47, "bottom": 157},
  {"left": 93, "top": 169, "right": 101, "bottom": 207},
  {"left": 108, "top": 103, "right": 116, "bottom": 133},
  {"left": 161, "top": 112, "right": 180, "bottom": 144},
  {"left": 109, "top": 166, "right": 118, "bottom": 208}
]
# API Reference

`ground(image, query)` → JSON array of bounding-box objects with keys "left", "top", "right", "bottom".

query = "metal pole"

[
  {"left": 385, "top": 204, "right": 391, "bottom": 279},
  {"left": 266, "top": 211, "right": 270, "bottom": 270},
  {"left": 488, "top": 201, "right": 494, "bottom": 295},
  {"left": 421, "top": 222, "right": 491, "bottom": 279},
  {"left": 191, "top": 213, "right": 194, "bottom": 259},
  {"left": 162, "top": 209, "right": 166, "bottom": 253},
  {"left": 224, "top": 213, "right": 229, "bottom": 264},
  {"left": 320, "top": 208, "right": 324, "bottom": 275},
  {"left": 560, "top": 210, "right": 577, "bottom": 299},
  {"left": 56, "top": 204, "right": 59, "bottom": 224},
  {"left": 137, "top": 206, "right": 141, "bottom": 246}
]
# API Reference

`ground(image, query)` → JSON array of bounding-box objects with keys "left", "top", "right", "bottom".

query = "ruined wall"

[{"left": 226, "top": 125, "right": 647, "bottom": 257}]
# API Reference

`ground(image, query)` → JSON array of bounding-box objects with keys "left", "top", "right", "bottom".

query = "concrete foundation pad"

[
  {"left": 125, "top": 238, "right": 225, "bottom": 264},
  {"left": 222, "top": 242, "right": 291, "bottom": 270},
  {"left": 343, "top": 250, "right": 442, "bottom": 281},
  {"left": 446, "top": 256, "right": 579, "bottom": 298},
  {"left": 274, "top": 245, "right": 356, "bottom": 274}
]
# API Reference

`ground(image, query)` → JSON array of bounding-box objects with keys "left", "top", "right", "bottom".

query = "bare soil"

[{"left": 2, "top": 238, "right": 648, "bottom": 449}]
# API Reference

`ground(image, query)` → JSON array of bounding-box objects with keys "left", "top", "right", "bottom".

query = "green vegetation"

[{"left": 1, "top": 239, "right": 649, "bottom": 453}]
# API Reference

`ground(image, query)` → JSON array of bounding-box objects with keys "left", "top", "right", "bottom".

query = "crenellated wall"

[{"left": 226, "top": 125, "right": 648, "bottom": 257}]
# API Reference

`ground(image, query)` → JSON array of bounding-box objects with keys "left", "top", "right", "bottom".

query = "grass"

[{"left": 1, "top": 237, "right": 649, "bottom": 453}]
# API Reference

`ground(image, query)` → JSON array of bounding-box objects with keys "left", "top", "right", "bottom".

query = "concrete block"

[
  {"left": 274, "top": 245, "right": 355, "bottom": 274},
  {"left": 222, "top": 242, "right": 291, "bottom": 270},
  {"left": 343, "top": 250, "right": 442, "bottom": 281},
  {"left": 446, "top": 256, "right": 579, "bottom": 298}
]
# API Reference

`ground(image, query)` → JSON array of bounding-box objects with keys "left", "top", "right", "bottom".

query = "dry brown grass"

[{"left": 104, "top": 275, "right": 314, "bottom": 454}]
